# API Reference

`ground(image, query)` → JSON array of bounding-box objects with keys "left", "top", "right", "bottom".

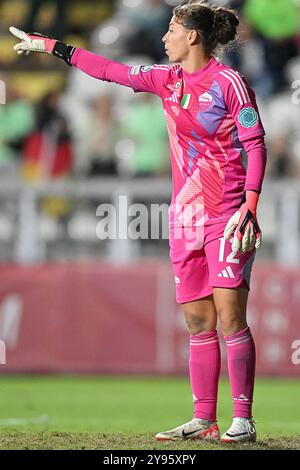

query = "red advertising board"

[{"left": 0, "top": 262, "right": 299, "bottom": 376}]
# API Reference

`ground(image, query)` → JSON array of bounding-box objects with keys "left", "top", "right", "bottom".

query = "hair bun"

[{"left": 214, "top": 7, "right": 239, "bottom": 45}]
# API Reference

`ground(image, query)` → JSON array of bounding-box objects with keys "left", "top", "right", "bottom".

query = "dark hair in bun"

[{"left": 173, "top": 1, "right": 239, "bottom": 55}]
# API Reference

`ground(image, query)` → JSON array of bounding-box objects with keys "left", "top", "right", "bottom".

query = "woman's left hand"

[{"left": 223, "top": 191, "right": 262, "bottom": 255}]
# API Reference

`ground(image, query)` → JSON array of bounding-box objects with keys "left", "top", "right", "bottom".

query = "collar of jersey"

[{"left": 181, "top": 57, "right": 218, "bottom": 81}]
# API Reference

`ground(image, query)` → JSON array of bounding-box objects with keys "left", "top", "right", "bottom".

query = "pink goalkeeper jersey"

[{"left": 71, "top": 51, "right": 265, "bottom": 230}]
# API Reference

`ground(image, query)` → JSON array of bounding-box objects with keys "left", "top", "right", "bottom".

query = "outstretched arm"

[{"left": 9, "top": 27, "right": 171, "bottom": 96}]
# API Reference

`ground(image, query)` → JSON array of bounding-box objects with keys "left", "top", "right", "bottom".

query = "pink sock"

[
  {"left": 189, "top": 330, "right": 220, "bottom": 421},
  {"left": 224, "top": 326, "right": 256, "bottom": 418}
]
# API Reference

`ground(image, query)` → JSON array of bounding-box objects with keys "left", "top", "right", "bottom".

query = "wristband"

[{"left": 53, "top": 41, "right": 76, "bottom": 65}]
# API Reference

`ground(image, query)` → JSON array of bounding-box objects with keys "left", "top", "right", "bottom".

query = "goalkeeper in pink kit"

[{"left": 10, "top": 0, "right": 266, "bottom": 443}]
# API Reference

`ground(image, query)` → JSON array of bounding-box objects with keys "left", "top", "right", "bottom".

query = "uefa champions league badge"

[
  {"left": 238, "top": 107, "right": 259, "bottom": 128},
  {"left": 198, "top": 92, "right": 213, "bottom": 112}
]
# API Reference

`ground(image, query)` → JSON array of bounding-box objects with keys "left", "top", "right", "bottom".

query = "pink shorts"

[{"left": 169, "top": 219, "right": 256, "bottom": 304}]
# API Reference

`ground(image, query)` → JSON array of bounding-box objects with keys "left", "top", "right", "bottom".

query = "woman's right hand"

[{"left": 9, "top": 26, "right": 57, "bottom": 55}]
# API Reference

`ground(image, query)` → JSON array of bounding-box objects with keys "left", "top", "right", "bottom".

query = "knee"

[
  {"left": 183, "top": 306, "right": 217, "bottom": 335},
  {"left": 217, "top": 307, "right": 247, "bottom": 337},
  {"left": 185, "top": 314, "right": 207, "bottom": 335}
]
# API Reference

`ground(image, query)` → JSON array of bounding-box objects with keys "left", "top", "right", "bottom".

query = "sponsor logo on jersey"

[
  {"left": 165, "top": 81, "right": 183, "bottom": 104},
  {"left": 238, "top": 107, "right": 258, "bottom": 128},
  {"left": 217, "top": 266, "right": 235, "bottom": 279},
  {"left": 167, "top": 80, "right": 183, "bottom": 93},
  {"left": 198, "top": 92, "right": 213, "bottom": 111},
  {"left": 175, "top": 275, "right": 181, "bottom": 285},
  {"left": 130, "top": 65, "right": 141, "bottom": 75},
  {"left": 141, "top": 65, "right": 152, "bottom": 72}
]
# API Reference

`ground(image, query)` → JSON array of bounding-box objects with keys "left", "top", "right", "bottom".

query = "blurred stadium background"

[{"left": 0, "top": 0, "right": 300, "bottom": 446}]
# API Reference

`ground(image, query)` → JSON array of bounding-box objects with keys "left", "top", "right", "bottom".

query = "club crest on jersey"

[
  {"left": 238, "top": 107, "right": 258, "bottom": 128},
  {"left": 198, "top": 92, "right": 213, "bottom": 111}
]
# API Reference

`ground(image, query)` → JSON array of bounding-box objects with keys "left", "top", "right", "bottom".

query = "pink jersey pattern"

[{"left": 71, "top": 50, "right": 266, "bottom": 238}]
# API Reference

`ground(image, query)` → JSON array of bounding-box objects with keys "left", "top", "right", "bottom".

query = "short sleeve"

[
  {"left": 128, "top": 64, "right": 172, "bottom": 97},
  {"left": 216, "top": 69, "right": 265, "bottom": 143}
]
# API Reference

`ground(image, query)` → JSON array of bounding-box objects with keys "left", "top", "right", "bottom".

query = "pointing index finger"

[{"left": 9, "top": 26, "right": 29, "bottom": 41}]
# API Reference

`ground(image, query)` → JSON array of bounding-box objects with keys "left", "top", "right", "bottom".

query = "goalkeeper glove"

[
  {"left": 223, "top": 190, "right": 262, "bottom": 255},
  {"left": 9, "top": 26, "right": 75, "bottom": 64}
]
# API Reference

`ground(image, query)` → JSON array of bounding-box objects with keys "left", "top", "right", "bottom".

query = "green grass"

[{"left": 0, "top": 376, "right": 299, "bottom": 449}]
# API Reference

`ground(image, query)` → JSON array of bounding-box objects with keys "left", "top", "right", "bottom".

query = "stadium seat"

[{"left": 10, "top": 72, "right": 66, "bottom": 101}]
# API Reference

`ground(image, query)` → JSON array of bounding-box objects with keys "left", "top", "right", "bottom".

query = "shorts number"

[{"left": 218, "top": 237, "right": 239, "bottom": 264}]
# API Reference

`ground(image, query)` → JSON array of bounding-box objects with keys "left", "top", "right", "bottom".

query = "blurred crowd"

[{"left": 0, "top": 0, "right": 300, "bottom": 183}]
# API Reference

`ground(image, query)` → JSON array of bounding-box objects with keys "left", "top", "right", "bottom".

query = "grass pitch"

[{"left": 0, "top": 376, "right": 299, "bottom": 450}]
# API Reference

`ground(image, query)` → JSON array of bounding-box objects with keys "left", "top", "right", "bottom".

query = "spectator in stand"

[
  {"left": 262, "top": 58, "right": 300, "bottom": 178},
  {"left": 83, "top": 93, "right": 119, "bottom": 177},
  {"left": 120, "top": 93, "right": 169, "bottom": 177},
  {"left": 127, "top": 0, "right": 172, "bottom": 62},
  {"left": 23, "top": 89, "right": 73, "bottom": 182},
  {"left": 0, "top": 80, "right": 35, "bottom": 172},
  {"left": 22, "top": 89, "right": 73, "bottom": 218},
  {"left": 23, "top": 0, "right": 70, "bottom": 39},
  {"left": 242, "top": 0, "right": 300, "bottom": 94}
]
